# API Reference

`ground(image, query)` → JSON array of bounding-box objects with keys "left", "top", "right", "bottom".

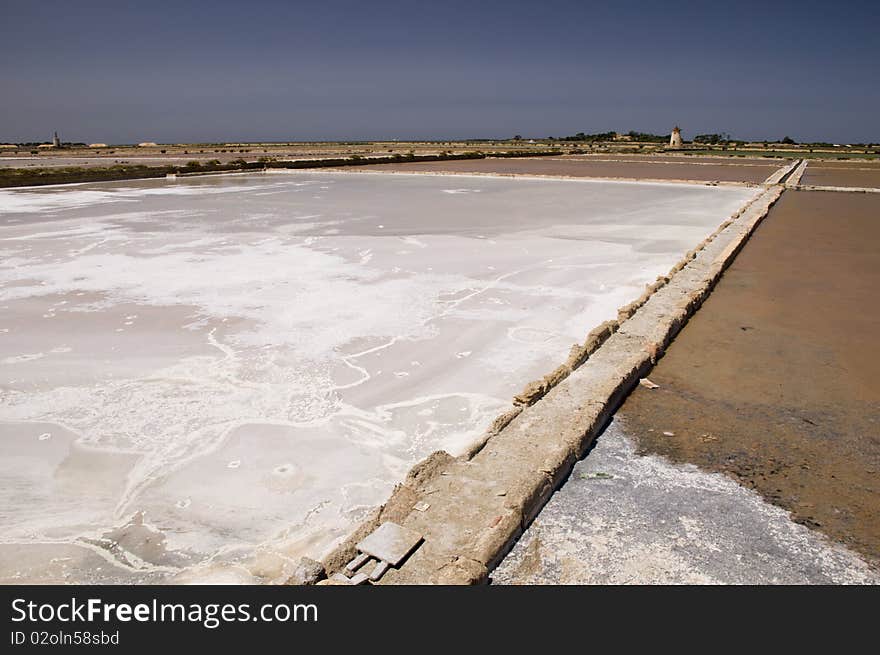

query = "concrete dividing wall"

[
  {"left": 785, "top": 160, "right": 808, "bottom": 187},
  {"left": 764, "top": 160, "right": 800, "bottom": 185},
  {"left": 796, "top": 184, "right": 880, "bottom": 193},
  {"left": 320, "top": 184, "right": 785, "bottom": 584}
]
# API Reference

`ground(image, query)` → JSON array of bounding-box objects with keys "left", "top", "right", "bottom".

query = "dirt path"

[{"left": 619, "top": 190, "right": 880, "bottom": 562}]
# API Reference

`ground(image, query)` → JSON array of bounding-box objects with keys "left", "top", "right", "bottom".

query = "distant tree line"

[
  {"left": 548, "top": 130, "right": 667, "bottom": 142},
  {"left": 693, "top": 133, "right": 731, "bottom": 144},
  {"left": 626, "top": 131, "right": 667, "bottom": 142},
  {"left": 553, "top": 131, "right": 617, "bottom": 142}
]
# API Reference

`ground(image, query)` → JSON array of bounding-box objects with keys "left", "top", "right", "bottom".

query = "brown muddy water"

[
  {"left": 802, "top": 162, "right": 880, "bottom": 188},
  {"left": 619, "top": 190, "right": 880, "bottom": 563}
]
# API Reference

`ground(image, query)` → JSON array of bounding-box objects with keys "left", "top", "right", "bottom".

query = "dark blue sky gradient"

[{"left": 2, "top": 0, "right": 878, "bottom": 143}]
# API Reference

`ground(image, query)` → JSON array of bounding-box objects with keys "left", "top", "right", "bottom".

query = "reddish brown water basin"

[
  {"left": 802, "top": 163, "right": 880, "bottom": 188},
  {"left": 558, "top": 153, "right": 786, "bottom": 166},
  {"left": 352, "top": 157, "right": 781, "bottom": 183}
]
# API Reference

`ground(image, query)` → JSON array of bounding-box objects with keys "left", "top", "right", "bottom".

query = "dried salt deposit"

[{"left": 0, "top": 171, "right": 759, "bottom": 583}]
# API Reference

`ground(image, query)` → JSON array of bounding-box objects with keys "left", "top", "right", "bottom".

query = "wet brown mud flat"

[
  {"left": 802, "top": 163, "right": 880, "bottom": 188},
  {"left": 618, "top": 190, "right": 880, "bottom": 563},
  {"left": 803, "top": 159, "right": 880, "bottom": 168},
  {"left": 349, "top": 157, "right": 781, "bottom": 183}
]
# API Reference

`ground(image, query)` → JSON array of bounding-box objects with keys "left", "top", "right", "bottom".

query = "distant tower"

[
  {"left": 52, "top": 131, "right": 61, "bottom": 148},
  {"left": 669, "top": 126, "right": 682, "bottom": 148}
]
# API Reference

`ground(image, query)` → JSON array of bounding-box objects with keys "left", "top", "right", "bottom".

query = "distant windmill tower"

[
  {"left": 52, "top": 131, "right": 61, "bottom": 148},
  {"left": 669, "top": 126, "right": 683, "bottom": 149}
]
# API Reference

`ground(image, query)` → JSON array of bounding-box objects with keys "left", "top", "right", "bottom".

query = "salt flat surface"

[{"left": 0, "top": 171, "right": 759, "bottom": 583}]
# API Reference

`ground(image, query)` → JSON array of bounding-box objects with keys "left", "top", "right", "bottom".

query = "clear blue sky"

[{"left": 2, "top": 0, "right": 877, "bottom": 144}]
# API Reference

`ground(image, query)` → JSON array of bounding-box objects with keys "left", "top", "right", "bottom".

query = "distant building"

[
  {"left": 52, "top": 131, "right": 61, "bottom": 148},
  {"left": 669, "top": 126, "right": 683, "bottom": 148},
  {"left": 613, "top": 132, "right": 633, "bottom": 141},
  {"left": 89, "top": 143, "right": 108, "bottom": 148},
  {"left": 137, "top": 142, "right": 158, "bottom": 147}
]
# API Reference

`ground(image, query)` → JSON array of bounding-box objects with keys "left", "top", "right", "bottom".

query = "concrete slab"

[{"left": 357, "top": 522, "right": 423, "bottom": 566}]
